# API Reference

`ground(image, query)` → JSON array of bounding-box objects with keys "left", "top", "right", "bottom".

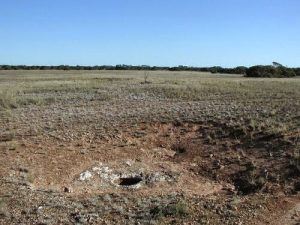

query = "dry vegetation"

[{"left": 0, "top": 70, "right": 299, "bottom": 224}]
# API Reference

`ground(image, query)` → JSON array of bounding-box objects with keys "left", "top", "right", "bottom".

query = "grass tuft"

[{"left": 150, "top": 201, "right": 189, "bottom": 219}]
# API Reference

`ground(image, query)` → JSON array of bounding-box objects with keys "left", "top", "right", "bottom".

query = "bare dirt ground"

[{"left": 0, "top": 70, "right": 299, "bottom": 224}]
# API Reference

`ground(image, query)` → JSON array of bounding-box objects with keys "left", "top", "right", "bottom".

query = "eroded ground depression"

[{"left": 0, "top": 70, "right": 299, "bottom": 224}]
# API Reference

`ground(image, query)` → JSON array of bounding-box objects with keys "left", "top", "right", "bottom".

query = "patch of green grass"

[
  {"left": 0, "top": 197, "right": 9, "bottom": 217},
  {"left": 0, "top": 88, "right": 18, "bottom": 109},
  {"left": 26, "top": 172, "right": 35, "bottom": 184},
  {"left": 150, "top": 202, "right": 189, "bottom": 219},
  {"left": 290, "top": 138, "right": 300, "bottom": 173},
  {"left": 0, "top": 87, "right": 57, "bottom": 110},
  {"left": 0, "top": 198, "right": 4, "bottom": 208}
]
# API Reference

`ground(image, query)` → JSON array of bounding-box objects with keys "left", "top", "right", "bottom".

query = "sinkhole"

[{"left": 119, "top": 177, "right": 143, "bottom": 186}]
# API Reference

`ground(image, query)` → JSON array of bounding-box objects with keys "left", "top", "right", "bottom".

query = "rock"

[
  {"left": 125, "top": 160, "right": 133, "bottom": 167},
  {"left": 64, "top": 187, "right": 72, "bottom": 193},
  {"left": 122, "top": 197, "right": 129, "bottom": 204},
  {"left": 80, "top": 149, "right": 88, "bottom": 154},
  {"left": 79, "top": 171, "right": 93, "bottom": 181},
  {"left": 103, "top": 194, "right": 112, "bottom": 202}
]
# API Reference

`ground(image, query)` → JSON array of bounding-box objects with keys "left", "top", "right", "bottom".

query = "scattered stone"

[
  {"left": 125, "top": 160, "right": 133, "bottom": 167},
  {"left": 64, "top": 187, "right": 73, "bottom": 193},
  {"left": 103, "top": 194, "right": 112, "bottom": 202},
  {"left": 79, "top": 171, "right": 93, "bottom": 181}
]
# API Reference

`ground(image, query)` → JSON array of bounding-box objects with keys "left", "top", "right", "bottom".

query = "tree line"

[
  {"left": 0, "top": 64, "right": 299, "bottom": 77},
  {"left": 0, "top": 64, "right": 248, "bottom": 73},
  {"left": 244, "top": 62, "right": 298, "bottom": 77}
]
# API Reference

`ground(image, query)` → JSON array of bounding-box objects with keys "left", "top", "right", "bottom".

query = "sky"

[{"left": 0, "top": 0, "right": 299, "bottom": 67}]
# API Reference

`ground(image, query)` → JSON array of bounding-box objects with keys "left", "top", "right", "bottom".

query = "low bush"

[
  {"left": 245, "top": 65, "right": 296, "bottom": 78},
  {"left": 150, "top": 202, "right": 189, "bottom": 219}
]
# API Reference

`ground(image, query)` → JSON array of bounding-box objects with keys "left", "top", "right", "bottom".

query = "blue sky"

[{"left": 0, "top": 0, "right": 299, "bottom": 67}]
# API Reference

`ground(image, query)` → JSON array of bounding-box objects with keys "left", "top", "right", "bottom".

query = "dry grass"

[
  {"left": 0, "top": 87, "right": 56, "bottom": 109},
  {"left": 0, "top": 70, "right": 299, "bottom": 225},
  {"left": 1, "top": 71, "right": 299, "bottom": 140},
  {"left": 1, "top": 70, "right": 299, "bottom": 115}
]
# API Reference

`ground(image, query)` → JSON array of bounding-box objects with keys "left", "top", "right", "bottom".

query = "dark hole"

[
  {"left": 172, "top": 145, "right": 187, "bottom": 155},
  {"left": 176, "top": 147, "right": 186, "bottom": 154},
  {"left": 119, "top": 177, "right": 142, "bottom": 186}
]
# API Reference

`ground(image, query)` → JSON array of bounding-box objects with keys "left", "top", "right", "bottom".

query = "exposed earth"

[{"left": 0, "top": 70, "right": 299, "bottom": 224}]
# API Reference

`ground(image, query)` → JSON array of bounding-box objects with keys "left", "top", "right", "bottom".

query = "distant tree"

[
  {"left": 293, "top": 68, "right": 300, "bottom": 76},
  {"left": 209, "top": 66, "right": 222, "bottom": 74},
  {"left": 246, "top": 64, "right": 296, "bottom": 78},
  {"left": 234, "top": 66, "right": 247, "bottom": 74},
  {"left": 2, "top": 65, "right": 11, "bottom": 70},
  {"left": 272, "top": 62, "right": 283, "bottom": 67}
]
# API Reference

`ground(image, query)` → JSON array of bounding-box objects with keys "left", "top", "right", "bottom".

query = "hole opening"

[{"left": 119, "top": 177, "right": 143, "bottom": 186}]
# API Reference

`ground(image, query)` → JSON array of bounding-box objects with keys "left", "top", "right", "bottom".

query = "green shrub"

[
  {"left": 246, "top": 65, "right": 296, "bottom": 78},
  {"left": 150, "top": 202, "right": 189, "bottom": 219}
]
